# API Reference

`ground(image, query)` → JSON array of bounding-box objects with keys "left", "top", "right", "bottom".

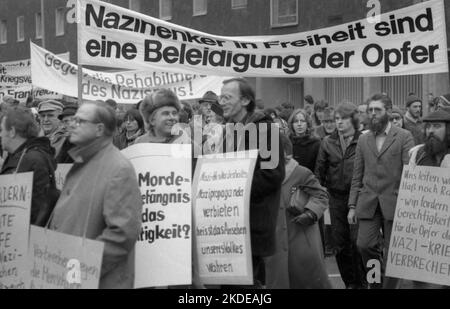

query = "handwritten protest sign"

[
  {"left": 386, "top": 165, "right": 450, "bottom": 286},
  {"left": 0, "top": 172, "right": 32, "bottom": 289},
  {"left": 121, "top": 144, "right": 192, "bottom": 287},
  {"left": 31, "top": 42, "right": 229, "bottom": 104},
  {"left": 28, "top": 225, "right": 104, "bottom": 289},
  {"left": 77, "top": 0, "right": 447, "bottom": 77},
  {"left": 193, "top": 151, "right": 257, "bottom": 285},
  {"left": 55, "top": 164, "right": 73, "bottom": 191}
]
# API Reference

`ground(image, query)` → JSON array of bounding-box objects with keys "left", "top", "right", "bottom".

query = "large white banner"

[
  {"left": 193, "top": 151, "right": 256, "bottom": 285},
  {"left": 31, "top": 42, "right": 229, "bottom": 104},
  {"left": 1, "top": 53, "right": 69, "bottom": 87},
  {"left": 386, "top": 165, "right": 450, "bottom": 286},
  {"left": 0, "top": 173, "right": 33, "bottom": 289},
  {"left": 121, "top": 144, "right": 192, "bottom": 288},
  {"left": 77, "top": 0, "right": 448, "bottom": 77}
]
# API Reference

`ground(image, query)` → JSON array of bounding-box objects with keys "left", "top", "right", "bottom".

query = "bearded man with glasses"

[{"left": 348, "top": 93, "right": 415, "bottom": 289}]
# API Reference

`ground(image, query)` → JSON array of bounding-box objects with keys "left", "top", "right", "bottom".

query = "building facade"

[{"left": 1, "top": 0, "right": 449, "bottom": 111}]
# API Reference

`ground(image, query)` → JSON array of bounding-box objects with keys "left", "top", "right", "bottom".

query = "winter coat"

[
  {"left": 223, "top": 111, "right": 285, "bottom": 257},
  {"left": 55, "top": 137, "right": 74, "bottom": 164},
  {"left": 1, "top": 137, "right": 57, "bottom": 227},
  {"left": 291, "top": 134, "right": 321, "bottom": 172},
  {"left": 409, "top": 144, "right": 450, "bottom": 167},
  {"left": 49, "top": 138, "right": 142, "bottom": 289},
  {"left": 265, "top": 159, "right": 331, "bottom": 289},
  {"left": 315, "top": 130, "right": 361, "bottom": 196}
]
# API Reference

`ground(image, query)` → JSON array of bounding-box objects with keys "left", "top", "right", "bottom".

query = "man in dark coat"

[
  {"left": 220, "top": 78, "right": 285, "bottom": 287},
  {"left": 315, "top": 103, "right": 366, "bottom": 289},
  {"left": 0, "top": 106, "right": 58, "bottom": 227}
]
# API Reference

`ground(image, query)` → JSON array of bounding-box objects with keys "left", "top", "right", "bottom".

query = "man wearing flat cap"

[
  {"left": 198, "top": 91, "right": 219, "bottom": 125},
  {"left": 37, "top": 100, "right": 66, "bottom": 158},
  {"left": 409, "top": 107, "right": 450, "bottom": 168},
  {"left": 56, "top": 104, "right": 78, "bottom": 163}
]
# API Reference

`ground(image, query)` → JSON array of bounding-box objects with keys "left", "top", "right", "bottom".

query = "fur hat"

[
  {"left": 139, "top": 89, "right": 180, "bottom": 122},
  {"left": 405, "top": 95, "right": 422, "bottom": 108}
]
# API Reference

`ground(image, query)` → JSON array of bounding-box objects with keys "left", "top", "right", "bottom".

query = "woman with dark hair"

[
  {"left": 113, "top": 108, "right": 144, "bottom": 149},
  {"left": 390, "top": 106, "right": 405, "bottom": 129},
  {"left": 312, "top": 100, "right": 329, "bottom": 128},
  {"left": 288, "top": 109, "right": 321, "bottom": 172}
]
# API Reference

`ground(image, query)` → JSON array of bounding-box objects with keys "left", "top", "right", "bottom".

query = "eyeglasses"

[
  {"left": 368, "top": 107, "right": 385, "bottom": 114},
  {"left": 390, "top": 116, "right": 402, "bottom": 121},
  {"left": 72, "top": 116, "right": 99, "bottom": 127}
]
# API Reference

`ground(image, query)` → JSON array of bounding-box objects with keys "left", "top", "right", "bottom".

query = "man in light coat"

[
  {"left": 348, "top": 93, "right": 414, "bottom": 289},
  {"left": 49, "top": 101, "right": 142, "bottom": 289}
]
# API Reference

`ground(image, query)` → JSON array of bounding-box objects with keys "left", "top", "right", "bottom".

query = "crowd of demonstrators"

[{"left": 3, "top": 83, "right": 450, "bottom": 290}]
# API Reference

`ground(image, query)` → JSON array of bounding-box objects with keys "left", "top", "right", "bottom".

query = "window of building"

[
  {"left": 129, "top": 0, "right": 141, "bottom": 12},
  {"left": 0, "top": 20, "right": 6, "bottom": 44},
  {"left": 17, "top": 16, "right": 24, "bottom": 42},
  {"left": 159, "top": 0, "right": 172, "bottom": 20},
  {"left": 36, "top": 12, "right": 43, "bottom": 39},
  {"left": 55, "top": 7, "right": 65, "bottom": 36},
  {"left": 271, "top": 0, "right": 298, "bottom": 27},
  {"left": 193, "top": 0, "right": 207, "bottom": 16},
  {"left": 231, "top": 0, "right": 247, "bottom": 9}
]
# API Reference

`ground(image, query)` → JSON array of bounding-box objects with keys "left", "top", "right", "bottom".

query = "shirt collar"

[{"left": 383, "top": 122, "right": 392, "bottom": 136}]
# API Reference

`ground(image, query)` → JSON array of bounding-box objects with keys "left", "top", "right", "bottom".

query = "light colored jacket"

[
  {"left": 49, "top": 138, "right": 142, "bottom": 289},
  {"left": 349, "top": 125, "right": 414, "bottom": 220}
]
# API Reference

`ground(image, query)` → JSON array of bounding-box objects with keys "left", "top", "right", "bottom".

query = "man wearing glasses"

[
  {"left": 49, "top": 101, "right": 142, "bottom": 289},
  {"left": 348, "top": 93, "right": 414, "bottom": 289}
]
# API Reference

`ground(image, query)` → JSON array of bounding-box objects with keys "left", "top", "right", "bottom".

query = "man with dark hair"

[
  {"left": 403, "top": 95, "right": 424, "bottom": 145},
  {"left": 410, "top": 107, "right": 450, "bottom": 167},
  {"left": 315, "top": 102, "right": 366, "bottom": 289},
  {"left": 219, "top": 77, "right": 285, "bottom": 287},
  {"left": 49, "top": 101, "right": 142, "bottom": 288},
  {"left": 314, "top": 107, "right": 336, "bottom": 139},
  {"left": 0, "top": 106, "right": 58, "bottom": 227},
  {"left": 348, "top": 93, "right": 414, "bottom": 289}
]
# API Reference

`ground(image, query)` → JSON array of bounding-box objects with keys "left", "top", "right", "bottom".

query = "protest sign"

[
  {"left": 55, "top": 164, "right": 73, "bottom": 191},
  {"left": 0, "top": 85, "right": 62, "bottom": 104},
  {"left": 0, "top": 172, "right": 33, "bottom": 289},
  {"left": 0, "top": 53, "right": 69, "bottom": 87},
  {"left": 193, "top": 151, "right": 257, "bottom": 285},
  {"left": 28, "top": 225, "right": 104, "bottom": 289},
  {"left": 30, "top": 42, "right": 229, "bottom": 104},
  {"left": 77, "top": 0, "right": 448, "bottom": 77},
  {"left": 386, "top": 165, "right": 450, "bottom": 286},
  {"left": 121, "top": 144, "right": 192, "bottom": 287}
]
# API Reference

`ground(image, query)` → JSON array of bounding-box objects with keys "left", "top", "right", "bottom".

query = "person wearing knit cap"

[
  {"left": 409, "top": 107, "right": 450, "bottom": 168},
  {"left": 403, "top": 94, "right": 424, "bottom": 145},
  {"left": 315, "top": 102, "right": 366, "bottom": 289},
  {"left": 135, "top": 88, "right": 189, "bottom": 144},
  {"left": 389, "top": 106, "right": 405, "bottom": 129}
]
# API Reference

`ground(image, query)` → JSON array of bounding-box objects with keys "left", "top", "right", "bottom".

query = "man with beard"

[
  {"left": 348, "top": 93, "right": 414, "bottom": 289},
  {"left": 403, "top": 95, "right": 424, "bottom": 145},
  {"left": 409, "top": 107, "right": 450, "bottom": 168}
]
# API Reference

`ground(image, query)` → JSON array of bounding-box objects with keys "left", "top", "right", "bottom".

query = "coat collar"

[{"left": 68, "top": 137, "right": 112, "bottom": 163}]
